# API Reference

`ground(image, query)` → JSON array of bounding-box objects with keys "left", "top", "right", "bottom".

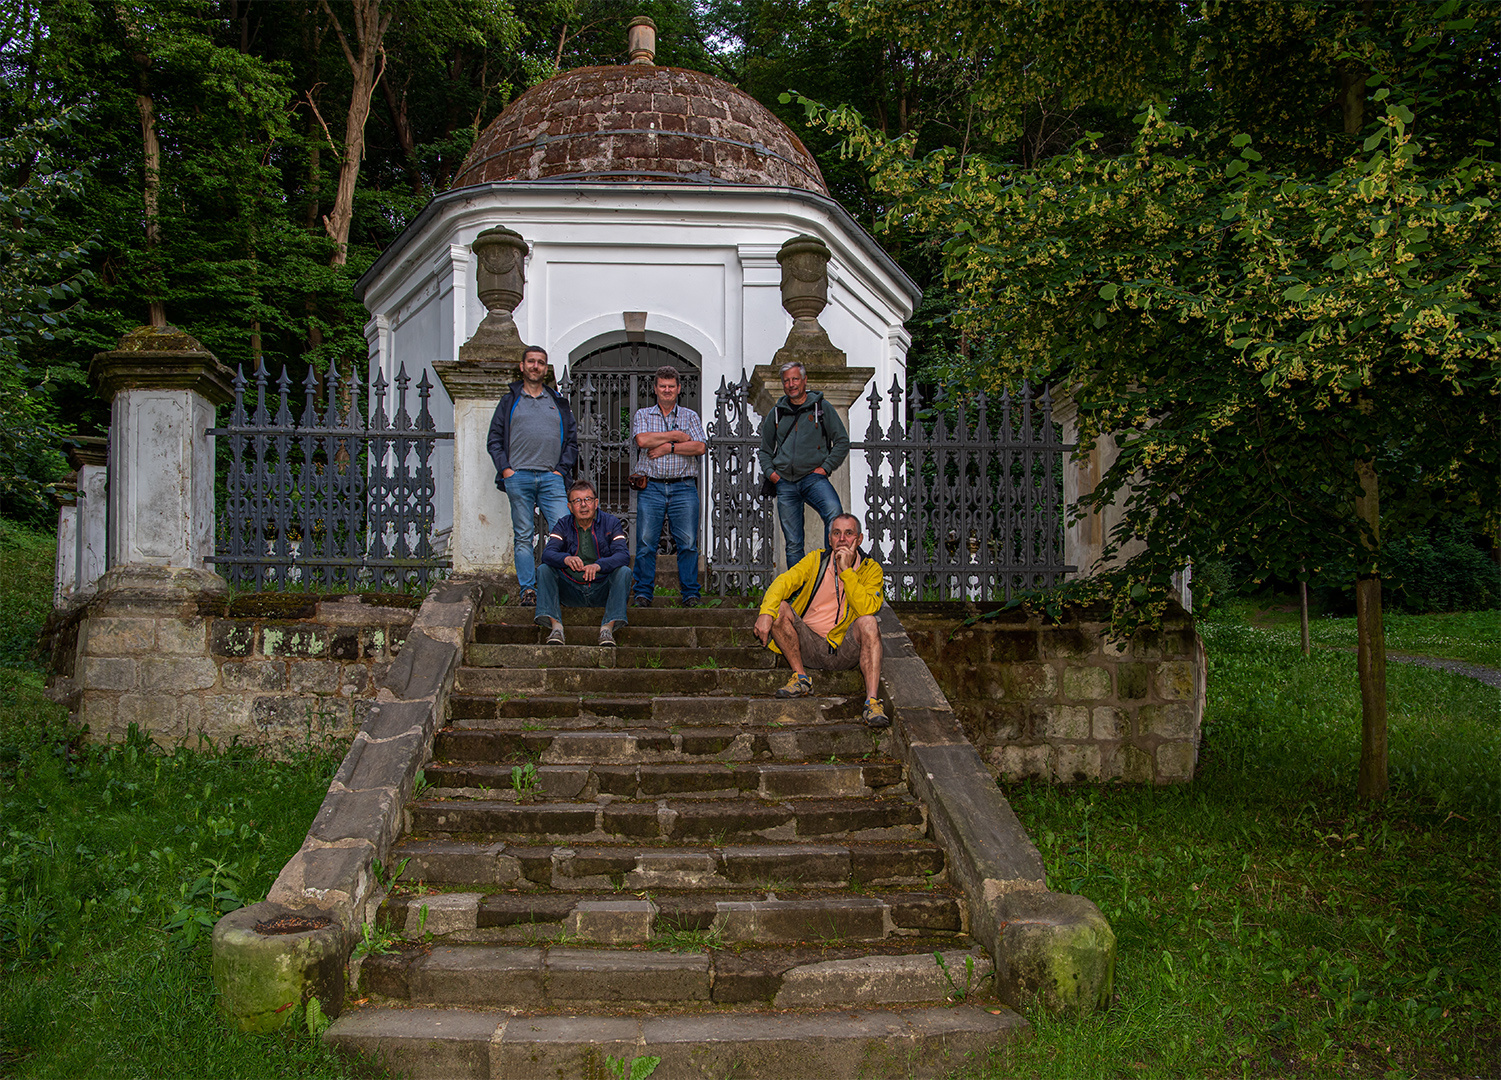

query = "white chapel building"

[{"left": 354, "top": 22, "right": 919, "bottom": 571}]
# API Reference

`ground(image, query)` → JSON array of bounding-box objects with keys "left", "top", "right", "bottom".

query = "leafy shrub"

[{"left": 1382, "top": 527, "right": 1500, "bottom": 614}]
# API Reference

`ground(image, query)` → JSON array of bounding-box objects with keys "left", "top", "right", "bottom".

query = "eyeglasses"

[{"left": 569, "top": 496, "right": 597, "bottom": 505}]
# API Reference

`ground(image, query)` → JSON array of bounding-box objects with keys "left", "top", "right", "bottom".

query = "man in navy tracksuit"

[
  {"left": 486, "top": 346, "right": 578, "bottom": 607},
  {"left": 536, "top": 478, "right": 631, "bottom": 647}
]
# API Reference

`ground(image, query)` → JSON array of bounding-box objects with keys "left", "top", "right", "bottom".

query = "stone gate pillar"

[
  {"left": 750, "top": 236, "right": 874, "bottom": 571},
  {"left": 435, "top": 224, "right": 529, "bottom": 575},
  {"left": 88, "top": 326, "right": 234, "bottom": 578}
]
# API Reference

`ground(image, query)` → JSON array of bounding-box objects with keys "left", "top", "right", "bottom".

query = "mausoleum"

[{"left": 353, "top": 19, "right": 919, "bottom": 576}]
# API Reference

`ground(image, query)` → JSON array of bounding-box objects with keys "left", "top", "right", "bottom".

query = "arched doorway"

[{"left": 566, "top": 340, "right": 700, "bottom": 552}]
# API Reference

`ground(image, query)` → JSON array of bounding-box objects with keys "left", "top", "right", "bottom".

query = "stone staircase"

[{"left": 326, "top": 601, "right": 1025, "bottom": 1079}]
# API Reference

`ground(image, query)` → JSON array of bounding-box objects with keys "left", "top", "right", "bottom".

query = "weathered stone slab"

[
  {"left": 563, "top": 899, "right": 657, "bottom": 944},
  {"left": 544, "top": 948, "right": 710, "bottom": 1002},
  {"left": 774, "top": 950, "right": 991, "bottom": 1007},
  {"left": 406, "top": 946, "right": 542, "bottom": 1006},
  {"left": 490, "top": 1014, "right": 642, "bottom": 1080},
  {"left": 404, "top": 892, "right": 480, "bottom": 936}
]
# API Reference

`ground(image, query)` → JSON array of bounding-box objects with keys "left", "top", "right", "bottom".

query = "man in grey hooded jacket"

[{"left": 756, "top": 361, "right": 850, "bottom": 566}]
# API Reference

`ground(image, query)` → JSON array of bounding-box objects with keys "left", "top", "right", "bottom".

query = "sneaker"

[
  {"left": 545, "top": 623, "right": 566, "bottom": 646},
  {"left": 632, "top": 594, "right": 652, "bottom": 608},
  {"left": 775, "top": 672, "right": 813, "bottom": 698},
  {"left": 862, "top": 697, "right": 890, "bottom": 729},
  {"left": 519, "top": 588, "right": 537, "bottom": 606},
  {"left": 681, "top": 596, "right": 700, "bottom": 608},
  {"left": 598, "top": 623, "right": 617, "bottom": 647}
]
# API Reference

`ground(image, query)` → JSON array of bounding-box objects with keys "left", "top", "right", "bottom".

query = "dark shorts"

[{"left": 790, "top": 611, "right": 863, "bottom": 671}]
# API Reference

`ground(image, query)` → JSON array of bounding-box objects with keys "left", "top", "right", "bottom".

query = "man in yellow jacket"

[{"left": 753, "top": 513, "right": 888, "bottom": 728}]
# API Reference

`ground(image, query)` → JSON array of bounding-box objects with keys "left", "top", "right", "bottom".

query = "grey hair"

[{"left": 778, "top": 361, "right": 806, "bottom": 377}]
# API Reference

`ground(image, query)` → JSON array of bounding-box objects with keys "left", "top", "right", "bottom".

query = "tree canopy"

[{"left": 796, "top": 0, "right": 1499, "bottom": 798}]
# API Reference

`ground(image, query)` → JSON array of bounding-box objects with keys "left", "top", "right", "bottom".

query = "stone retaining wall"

[
  {"left": 894, "top": 601, "right": 1204, "bottom": 784},
  {"left": 50, "top": 580, "right": 421, "bottom": 753}
]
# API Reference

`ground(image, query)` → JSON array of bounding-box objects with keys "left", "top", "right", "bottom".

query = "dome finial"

[{"left": 627, "top": 16, "right": 656, "bottom": 65}]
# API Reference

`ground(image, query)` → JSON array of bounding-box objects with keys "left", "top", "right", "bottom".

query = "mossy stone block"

[
  {"left": 991, "top": 889, "right": 1116, "bottom": 1014},
  {"left": 211, "top": 901, "right": 347, "bottom": 1033}
]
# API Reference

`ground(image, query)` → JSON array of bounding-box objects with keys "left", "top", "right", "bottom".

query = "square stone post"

[
  {"left": 70, "top": 437, "right": 110, "bottom": 598},
  {"left": 749, "top": 236, "right": 874, "bottom": 572},
  {"left": 89, "top": 326, "right": 234, "bottom": 575},
  {"left": 1054, "top": 390, "right": 1189, "bottom": 607},
  {"left": 435, "top": 225, "right": 530, "bottom": 575}
]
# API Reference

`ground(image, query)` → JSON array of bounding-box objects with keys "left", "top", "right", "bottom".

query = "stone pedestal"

[
  {"left": 89, "top": 326, "right": 234, "bottom": 572},
  {"left": 70, "top": 437, "right": 109, "bottom": 601},
  {"left": 434, "top": 362, "right": 518, "bottom": 574}
]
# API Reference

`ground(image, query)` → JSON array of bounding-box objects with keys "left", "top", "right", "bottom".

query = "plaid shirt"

[{"left": 631, "top": 403, "right": 706, "bottom": 480}]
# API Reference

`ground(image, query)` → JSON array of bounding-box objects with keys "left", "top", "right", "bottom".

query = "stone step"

[
  {"left": 388, "top": 839, "right": 946, "bottom": 890},
  {"left": 466, "top": 642, "right": 779, "bottom": 670},
  {"left": 476, "top": 622, "right": 756, "bottom": 649},
  {"left": 455, "top": 665, "right": 866, "bottom": 698},
  {"left": 377, "top": 888, "right": 963, "bottom": 944},
  {"left": 409, "top": 795, "right": 927, "bottom": 843},
  {"left": 435, "top": 721, "right": 884, "bottom": 762},
  {"left": 483, "top": 605, "right": 758, "bottom": 628},
  {"left": 423, "top": 760, "right": 906, "bottom": 800},
  {"left": 326, "top": 1001, "right": 1023, "bottom": 1080},
  {"left": 355, "top": 942, "right": 990, "bottom": 1009},
  {"left": 446, "top": 693, "right": 863, "bottom": 728}
]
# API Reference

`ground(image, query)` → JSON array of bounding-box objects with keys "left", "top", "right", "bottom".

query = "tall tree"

[{"left": 799, "top": 0, "right": 1500, "bottom": 799}]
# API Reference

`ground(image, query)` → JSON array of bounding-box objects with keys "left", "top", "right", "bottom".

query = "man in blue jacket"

[
  {"left": 536, "top": 479, "right": 631, "bottom": 647},
  {"left": 487, "top": 346, "right": 579, "bottom": 606}
]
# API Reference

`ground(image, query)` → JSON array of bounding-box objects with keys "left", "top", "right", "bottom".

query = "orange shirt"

[{"left": 802, "top": 556, "right": 848, "bottom": 637}]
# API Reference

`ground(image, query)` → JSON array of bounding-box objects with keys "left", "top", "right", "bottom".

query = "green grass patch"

[
  {"left": 0, "top": 522, "right": 374, "bottom": 1078},
  {"left": 964, "top": 607, "right": 1500, "bottom": 1079}
]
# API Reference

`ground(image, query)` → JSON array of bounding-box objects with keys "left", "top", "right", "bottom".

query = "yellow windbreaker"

[{"left": 758, "top": 548, "right": 885, "bottom": 653}]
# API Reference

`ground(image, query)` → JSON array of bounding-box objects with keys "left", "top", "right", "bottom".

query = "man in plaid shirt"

[{"left": 630, "top": 365, "right": 707, "bottom": 607}]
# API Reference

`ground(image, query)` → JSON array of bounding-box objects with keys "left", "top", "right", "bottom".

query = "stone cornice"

[
  {"left": 90, "top": 349, "right": 236, "bottom": 405},
  {"left": 434, "top": 360, "right": 520, "bottom": 400}
]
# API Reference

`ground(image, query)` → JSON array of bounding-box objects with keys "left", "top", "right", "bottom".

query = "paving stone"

[
  {"left": 405, "top": 892, "right": 480, "bottom": 936},
  {"left": 490, "top": 1014, "right": 643, "bottom": 1080},
  {"left": 758, "top": 764, "right": 866, "bottom": 798},
  {"left": 888, "top": 893, "right": 964, "bottom": 932},
  {"left": 406, "top": 946, "right": 543, "bottom": 1006},
  {"left": 774, "top": 949, "right": 990, "bottom": 1007},
  {"left": 409, "top": 800, "right": 598, "bottom": 837},
  {"left": 544, "top": 948, "right": 710, "bottom": 1002},
  {"left": 477, "top": 893, "right": 577, "bottom": 928},
  {"left": 564, "top": 899, "right": 657, "bottom": 944},
  {"left": 713, "top": 897, "right": 888, "bottom": 943},
  {"left": 325, "top": 1006, "right": 500, "bottom": 1080},
  {"left": 721, "top": 844, "right": 850, "bottom": 885}
]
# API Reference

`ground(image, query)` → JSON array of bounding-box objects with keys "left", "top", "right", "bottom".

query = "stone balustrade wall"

[
  {"left": 50, "top": 591, "right": 421, "bottom": 754},
  {"left": 894, "top": 601, "right": 1204, "bottom": 784}
]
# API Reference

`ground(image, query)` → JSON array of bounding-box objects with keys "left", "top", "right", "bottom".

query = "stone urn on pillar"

[
  {"left": 458, "top": 225, "right": 529, "bottom": 363},
  {"left": 437, "top": 225, "right": 535, "bottom": 575},
  {"left": 751, "top": 236, "right": 875, "bottom": 570}
]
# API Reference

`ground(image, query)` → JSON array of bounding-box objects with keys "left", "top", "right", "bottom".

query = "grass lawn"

[{"left": 2, "top": 519, "right": 1496, "bottom": 1078}]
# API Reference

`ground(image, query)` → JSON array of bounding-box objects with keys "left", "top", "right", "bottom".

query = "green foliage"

[
  {"left": 971, "top": 610, "right": 1498, "bottom": 1079},
  {"left": 1380, "top": 528, "right": 1501, "bottom": 614},
  {"left": 604, "top": 1053, "right": 661, "bottom": 1080},
  {"left": 510, "top": 761, "right": 540, "bottom": 795}
]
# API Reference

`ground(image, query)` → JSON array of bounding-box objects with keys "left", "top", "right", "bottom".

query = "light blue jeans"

[
  {"left": 632, "top": 479, "right": 700, "bottom": 600},
  {"left": 506, "top": 469, "right": 568, "bottom": 591},
  {"left": 534, "top": 564, "right": 631, "bottom": 628},
  {"left": 776, "top": 473, "right": 843, "bottom": 566}
]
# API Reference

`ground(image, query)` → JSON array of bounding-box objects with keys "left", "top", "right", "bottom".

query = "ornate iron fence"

[
  {"left": 693, "top": 371, "right": 1073, "bottom": 601},
  {"left": 856, "top": 378, "right": 1073, "bottom": 601},
  {"left": 208, "top": 360, "right": 452, "bottom": 591},
  {"left": 704, "top": 373, "right": 778, "bottom": 596}
]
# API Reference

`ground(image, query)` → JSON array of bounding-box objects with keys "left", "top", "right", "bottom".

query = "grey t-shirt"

[{"left": 507, "top": 391, "right": 562, "bottom": 471}]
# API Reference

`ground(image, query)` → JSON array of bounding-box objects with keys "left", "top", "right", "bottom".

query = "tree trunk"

[
  {"left": 1354, "top": 459, "right": 1388, "bottom": 800},
  {"left": 320, "top": 0, "right": 392, "bottom": 267},
  {"left": 133, "top": 61, "right": 167, "bottom": 327},
  {"left": 1299, "top": 577, "right": 1310, "bottom": 656},
  {"left": 379, "top": 71, "right": 421, "bottom": 193}
]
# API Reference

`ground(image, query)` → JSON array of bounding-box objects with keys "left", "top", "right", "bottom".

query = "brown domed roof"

[{"left": 451, "top": 66, "right": 828, "bottom": 196}]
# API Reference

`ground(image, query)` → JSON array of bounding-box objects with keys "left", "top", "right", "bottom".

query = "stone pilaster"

[
  {"left": 749, "top": 236, "right": 874, "bottom": 569},
  {"left": 434, "top": 362, "right": 519, "bottom": 574},
  {"left": 89, "top": 325, "right": 234, "bottom": 572},
  {"left": 68, "top": 437, "right": 109, "bottom": 601}
]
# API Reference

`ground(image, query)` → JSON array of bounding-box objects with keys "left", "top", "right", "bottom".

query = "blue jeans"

[
  {"left": 534, "top": 564, "right": 631, "bottom": 627},
  {"left": 632, "top": 480, "right": 700, "bottom": 600},
  {"left": 776, "top": 473, "right": 843, "bottom": 566},
  {"left": 506, "top": 469, "right": 568, "bottom": 591}
]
